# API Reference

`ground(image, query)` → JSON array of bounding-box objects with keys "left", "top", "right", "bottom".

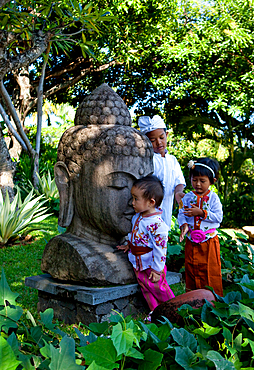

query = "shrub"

[
  {"left": 219, "top": 230, "right": 254, "bottom": 284},
  {"left": 36, "top": 171, "right": 59, "bottom": 214},
  {"left": 222, "top": 192, "right": 254, "bottom": 228},
  {"left": 166, "top": 216, "right": 185, "bottom": 273},
  {"left": 167, "top": 218, "right": 254, "bottom": 286},
  {"left": 1, "top": 268, "right": 254, "bottom": 369},
  {"left": 0, "top": 188, "right": 50, "bottom": 246}
]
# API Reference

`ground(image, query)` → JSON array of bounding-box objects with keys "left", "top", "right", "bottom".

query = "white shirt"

[{"left": 153, "top": 151, "right": 186, "bottom": 228}]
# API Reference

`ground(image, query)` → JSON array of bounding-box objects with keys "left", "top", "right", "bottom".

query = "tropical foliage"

[
  {"left": 0, "top": 0, "right": 113, "bottom": 187},
  {"left": 1, "top": 269, "right": 254, "bottom": 369},
  {"left": 0, "top": 188, "right": 50, "bottom": 245},
  {"left": 167, "top": 217, "right": 254, "bottom": 285},
  {"left": 36, "top": 171, "right": 59, "bottom": 214}
]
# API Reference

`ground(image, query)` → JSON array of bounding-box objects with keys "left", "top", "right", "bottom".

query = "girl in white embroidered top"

[
  {"left": 178, "top": 157, "right": 223, "bottom": 296},
  {"left": 117, "top": 175, "right": 175, "bottom": 314}
]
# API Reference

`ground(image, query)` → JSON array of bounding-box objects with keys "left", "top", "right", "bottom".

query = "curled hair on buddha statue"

[
  {"left": 187, "top": 157, "right": 219, "bottom": 184},
  {"left": 56, "top": 124, "right": 153, "bottom": 180}
]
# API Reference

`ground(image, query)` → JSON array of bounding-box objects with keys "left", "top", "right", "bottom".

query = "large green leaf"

[
  {"left": 0, "top": 305, "right": 23, "bottom": 333},
  {"left": 88, "top": 321, "right": 109, "bottom": 335},
  {"left": 223, "top": 291, "right": 242, "bottom": 304},
  {"left": 6, "top": 332, "right": 19, "bottom": 357},
  {"left": 138, "top": 321, "right": 160, "bottom": 344},
  {"left": 79, "top": 337, "right": 119, "bottom": 369},
  {"left": 0, "top": 269, "right": 23, "bottom": 332},
  {"left": 239, "top": 275, "right": 254, "bottom": 299},
  {"left": 18, "top": 353, "right": 36, "bottom": 370},
  {"left": 193, "top": 323, "right": 221, "bottom": 339},
  {"left": 111, "top": 322, "right": 138, "bottom": 356},
  {"left": 242, "top": 338, "right": 254, "bottom": 358},
  {"left": 238, "top": 302, "right": 254, "bottom": 330},
  {"left": 40, "top": 308, "right": 65, "bottom": 336},
  {"left": 0, "top": 268, "right": 19, "bottom": 305},
  {"left": 167, "top": 244, "right": 182, "bottom": 256},
  {"left": 196, "top": 336, "right": 212, "bottom": 358},
  {"left": 206, "top": 351, "right": 236, "bottom": 370},
  {"left": 175, "top": 347, "right": 207, "bottom": 370},
  {"left": 74, "top": 327, "right": 97, "bottom": 347},
  {"left": 0, "top": 336, "right": 21, "bottom": 370},
  {"left": 86, "top": 361, "right": 108, "bottom": 370},
  {"left": 49, "top": 336, "right": 84, "bottom": 370},
  {"left": 40, "top": 340, "right": 51, "bottom": 359},
  {"left": 138, "top": 349, "right": 163, "bottom": 370},
  {"left": 171, "top": 328, "right": 197, "bottom": 352},
  {"left": 126, "top": 347, "right": 144, "bottom": 359}
]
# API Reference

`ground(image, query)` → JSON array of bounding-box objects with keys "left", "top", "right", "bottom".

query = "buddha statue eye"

[{"left": 109, "top": 178, "right": 128, "bottom": 189}]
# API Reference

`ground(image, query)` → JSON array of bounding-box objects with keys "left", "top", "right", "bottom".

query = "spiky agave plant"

[
  {"left": 0, "top": 188, "right": 50, "bottom": 245},
  {"left": 36, "top": 171, "right": 59, "bottom": 200}
]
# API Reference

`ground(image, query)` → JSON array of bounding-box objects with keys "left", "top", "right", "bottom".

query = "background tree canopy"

[{"left": 0, "top": 0, "right": 253, "bottom": 226}]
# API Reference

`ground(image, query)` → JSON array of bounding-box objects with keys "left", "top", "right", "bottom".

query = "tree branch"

[
  {"left": 0, "top": 80, "right": 34, "bottom": 154},
  {"left": 0, "top": 103, "right": 28, "bottom": 151},
  {"left": 0, "top": 30, "right": 51, "bottom": 80},
  {"left": 28, "top": 60, "right": 118, "bottom": 112}
]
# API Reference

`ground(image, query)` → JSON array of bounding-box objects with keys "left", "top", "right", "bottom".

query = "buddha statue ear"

[{"left": 54, "top": 161, "right": 74, "bottom": 227}]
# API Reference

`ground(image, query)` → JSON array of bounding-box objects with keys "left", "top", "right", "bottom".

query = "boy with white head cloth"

[{"left": 138, "top": 115, "right": 186, "bottom": 228}]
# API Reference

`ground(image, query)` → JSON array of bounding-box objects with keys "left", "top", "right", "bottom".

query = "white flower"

[{"left": 187, "top": 160, "right": 195, "bottom": 169}]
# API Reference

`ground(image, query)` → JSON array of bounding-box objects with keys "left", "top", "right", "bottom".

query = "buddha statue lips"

[{"left": 41, "top": 84, "right": 154, "bottom": 286}]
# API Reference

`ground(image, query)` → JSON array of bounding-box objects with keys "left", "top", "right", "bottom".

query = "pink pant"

[{"left": 134, "top": 266, "right": 175, "bottom": 311}]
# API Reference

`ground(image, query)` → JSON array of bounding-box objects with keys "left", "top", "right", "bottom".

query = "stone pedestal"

[{"left": 25, "top": 272, "right": 182, "bottom": 325}]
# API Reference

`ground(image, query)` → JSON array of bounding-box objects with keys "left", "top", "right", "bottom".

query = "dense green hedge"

[{"left": 1, "top": 268, "right": 254, "bottom": 369}]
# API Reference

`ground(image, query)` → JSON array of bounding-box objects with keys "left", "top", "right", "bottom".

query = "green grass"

[
  {"left": 0, "top": 216, "right": 241, "bottom": 328},
  {"left": 0, "top": 216, "right": 185, "bottom": 325},
  {"left": 0, "top": 216, "right": 59, "bottom": 316}
]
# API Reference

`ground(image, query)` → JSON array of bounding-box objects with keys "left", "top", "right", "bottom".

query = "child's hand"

[
  {"left": 183, "top": 204, "right": 204, "bottom": 217},
  {"left": 116, "top": 244, "right": 129, "bottom": 253},
  {"left": 175, "top": 191, "right": 185, "bottom": 205},
  {"left": 180, "top": 223, "right": 188, "bottom": 242},
  {"left": 149, "top": 271, "right": 160, "bottom": 283}
]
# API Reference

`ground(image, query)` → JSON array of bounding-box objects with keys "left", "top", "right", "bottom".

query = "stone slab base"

[{"left": 25, "top": 272, "right": 182, "bottom": 325}]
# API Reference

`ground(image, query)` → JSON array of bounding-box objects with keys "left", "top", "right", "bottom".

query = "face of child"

[
  {"left": 146, "top": 129, "right": 167, "bottom": 157},
  {"left": 131, "top": 186, "right": 155, "bottom": 216},
  {"left": 191, "top": 175, "right": 211, "bottom": 196}
]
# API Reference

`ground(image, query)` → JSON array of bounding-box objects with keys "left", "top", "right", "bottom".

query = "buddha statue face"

[{"left": 55, "top": 125, "right": 153, "bottom": 243}]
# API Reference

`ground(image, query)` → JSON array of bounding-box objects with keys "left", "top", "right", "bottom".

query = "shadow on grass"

[{"left": 0, "top": 216, "right": 59, "bottom": 316}]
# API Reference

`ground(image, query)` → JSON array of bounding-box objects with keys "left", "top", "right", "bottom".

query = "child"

[
  {"left": 178, "top": 157, "right": 223, "bottom": 296},
  {"left": 117, "top": 175, "right": 175, "bottom": 312},
  {"left": 138, "top": 115, "right": 185, "bottom": 228}
]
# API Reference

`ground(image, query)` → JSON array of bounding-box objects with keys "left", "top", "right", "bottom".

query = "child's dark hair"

[
  {"left": 189, "top": 157, "right": 219, "bottom": 184},
  {"left": 132, "top": 175, "right": 164, "bottom": 207}
]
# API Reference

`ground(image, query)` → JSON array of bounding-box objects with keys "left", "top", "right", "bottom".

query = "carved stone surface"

[
  {"left": 25, "top": 272, "right": 181, "bottom": 324},
  {"left": 41, "top": 84, "right": 154, "bottom": 285}
]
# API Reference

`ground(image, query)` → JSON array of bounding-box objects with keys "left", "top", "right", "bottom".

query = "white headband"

[
  {"left": 187, "top": 160, "right": 215, "bottom": 178},
  {"left": 138, "top": 115, "right": 166, "bottom": 134}
]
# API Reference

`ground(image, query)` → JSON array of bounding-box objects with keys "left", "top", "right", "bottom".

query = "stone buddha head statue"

[{"left": 54, "top": 84, "right": 154, "bottom": 246}]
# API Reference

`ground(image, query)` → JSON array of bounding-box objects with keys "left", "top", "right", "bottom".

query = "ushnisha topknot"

[
  {"left": 75, "top": 83, "right": 132, "bottom": 127},
  {"left": 57, "top": 83, "right": 154, "bottom": 180}
]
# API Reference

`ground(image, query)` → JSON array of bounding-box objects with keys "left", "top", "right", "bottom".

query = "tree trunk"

[
  {"left": 0, "top": 126, "right": 15, "bottom": 201},
  {"left": 32, "top": 43, "right": 51, "bottom": 189},
  {"left": 6, "top": 134, "right": 22, "bottom": 160}
]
